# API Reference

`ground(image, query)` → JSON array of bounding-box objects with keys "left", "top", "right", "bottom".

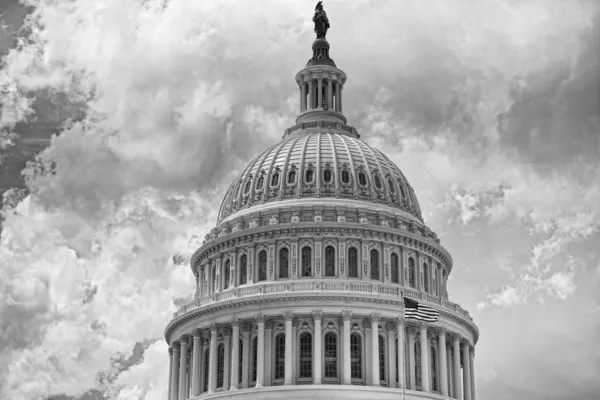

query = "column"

[
  {"left": 191, "top": 330, "right": 202, "bottom": 396},
  {"left": 311, "top": 80, "right": 316, "bottom": 109},
  {"left": 453, "top": 335, "right": 463, "bottom": 399},
  {"left": 171, "top": 343, "right": 180, "bottom": 400},
  {"left": 168, "top": 348, "right": 173, "bottom": 400},
  {"left": 199, "top": 335, "right": 208, "bottom": 393},
  {"left": 223, "top": 327, "right": 231, "bottom": 391},
  {"left": 208, "top": 325, "right": 218, "bottom": 393},
  {"left": 284, "top": 312, "right": 294, "bottom": 385},
  {"left": 264, "top": 319, "right": 273, "bottom": 386},
  {"left": 301, "top": 82, "right": 307, "bottom": 112},
  {"left": 342, "top": 311, "right": 352, "bottom": 384},
  {"left": 462, "top": 340, "right": 472, "bottom": 400},
  {"left": 230, "top": 319, "right": 240, "bottom": 390},
  {"left": 386, "top": 321, "right": 396, "bottom": 387},
  {"left": 256, "top": 315, "right": 266, "bottom": 387},
  {"left": 334, "top": 81, "right": 340, "bottom": 111},
  {"left": 439, "top": 329, "right": 448, "bottom": 396},
  {"left": 317, "top": 79, "right": 323, "bottom": 109},
  {"left": 178, "top": 338, "right": 188, "bottom": 400},
  {"left": 407, "top": 327, "right": 416, "bottom": 389},
  {"left": 327, "top": 79, "right": 333, "bottom": 109},
  {"left": 447, "top": 341, "right": 454, "bottom": 397},
  {"left": 469, "top": 347, "right": 476, "bottom": 400},
  {"left": 242, "top": 322, "right": 250, "bottom": 389},
  {"left": 339, "top": 84, "right": 343, "bottom": 112},
  {"left": 437, "top": 264, "right": 443, "bottom": 296},
  {"left": 313, "top": 311, "right": 323, "bottom": 384},
  {"left": 419, "top": 324, "right": 430, "bottom": 392},
  {"left": 396, "top": 319, "right": 405, "bottom": 388},
  {"left": 371, "top": 313, "right": 380, "bottom": 386}
]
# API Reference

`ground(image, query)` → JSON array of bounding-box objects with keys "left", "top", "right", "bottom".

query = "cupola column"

[
  {"left": 396, "top": 318, "right": 406, "bottom": 388},
  {"left": 191, "top": 331, "right": 202, "bottom": 396},
  {"left": 313, "top": 311, "right": 323, "bottom": 384},
  {"left": 301, "top": 82, "right": 307, "bottom": 112},
  {"left": 208, "top": 325, "right": 218, "bottom": 393},
  {"left": 327, "top": 79, "right": 333, "bottom": 109},
  {"left": 419, "top": 324, "right": 430, "bottom": 392},
  {"left": 241, "top": 322, "right": 251, "bottom": 389},
  {"left": 407, "top": 327, "right": 416, "bottom": 389},
  {"left": 370, "top": 313, "right": 380, "bottom": 386},
  {"left": 339, "top": 84, "right": 343, "bottom": 113},
  {"left": 171, "top": 343, "right": 180, "bottom": 400},
  {"left": 178, "top": 338, "right": 188, "bottom": 400},
  {"left": 230, "top": 320, "right": 240, "bottom": 390},
  {"left": 168, "top": 348, "right": 174, "bottom": 400},
  {"left": 317, "top": 78, "right": 323, "bottom": 109},
  {"left": 453, "top": 335, "right": 463, "bottom": 399},
  {"left": 256, "top": 315, "right": 266, "bottom": 387},
  {"left": 284, "top": 312, "right": 294, "bottom": 385},
  {"left": 223, "top": 328, "right": 232, "bottom": 391},
  {"left": 439, "top": 329, "right": 449, "bottom": 396},
  {"left": 334, "top": 81, "right": 340, "bottom": 111},
  {"left": 342, "top": 310, "right": 352, "bottom": 384},
  {"left": 470, "top": 347, "right": 476, "bottom": 400},
  {"left": 462, "top": 340, "right": 472, "bottom": 400}
]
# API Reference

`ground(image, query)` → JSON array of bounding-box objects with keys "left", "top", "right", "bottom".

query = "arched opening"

[
  {"left": 271, "top": 172, "right": 279, "bottom": 187},
  {"left": 224, "top": 259, "right": 231, "bottom": 289},
  {"left": 348, "top": 247, "right": 358, "bottom": 278},
  {"left": 431, "top": 344, "right": 438, "bottom": 392},
  {"left": 423, "top": 262, "right": 429, "bottom": 292},
  {"left": 379, "top": 335, "right": 386, "bottom": 384},
  {"left": 251, "top": 337, "right": 258, "bottom": 384},
  {"left": 203, "top": 347, "right": 210, "bottom": 392},
  {"left": 324, "top": 332, "right": 338, "bottom": 380},
  {"left": 274, "top": 334, "right": 286, "bottom": 382},
  {"left": 279, "top": 248, "right": 289, "bottom": 279},
  {"left": 350, "top": 333, "right": 363, "bottom": 381},
  {"left": 287, "top": 170, "right": 296, "bottom": 184},
  {"left": 409, "top": 257, "right": 416, "bottom": 288},
  {"left": 301, "top": 246, "right": 312, "bottom": 277},
  {"left": 370, "top": 249, "right": 380, "bottom": 280},
  {"left": 325, "top": 246, "right": 335, "bottom": 277},
  {"left": 217, "top": 343, "right": 225, "bottom": 388},
  {"left": 239, "top": 339, "right": 243, "bottom": 384},
  {"left": 240, "top": 254, "right": 247, "bottom": 285},
  {"left": 299, "top": 332, "right": 313, "bottom": 380},
  {"left": 415, "top": 341, "right": 422, "bottom": 389},
  {"left": 258, "top": 250, "right": 267, "bottom": 282},
  {"left": 391, "top": 253, "right": 399, "bottom": 284}
]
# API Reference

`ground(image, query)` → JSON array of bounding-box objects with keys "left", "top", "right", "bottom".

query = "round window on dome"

[
  {"left": 257, "top": 176, "right": 264, "bottom": 190},
  {"left": 271, "top": 172, "right": 280, "bottom": 187},
  {"left": 306, "top": 169, "right": 314, "bottom": 183},
  {"left": 358, "top": 172, "right": 367, "bottom": 186},
  {"left": 287, "top": 170, "right": 296, "bottom": 184},
  {"left": 341, "top": 170, "right": 350, "bottom": 184},
  {"left": 323, "top": 169, "right": 332, "bottom": 183},
  {"left": 388, "top": 179, "right": 395, "bottom": 193},
  {"left": 374, "top": 175, "right": 382, "bottom": 189}
]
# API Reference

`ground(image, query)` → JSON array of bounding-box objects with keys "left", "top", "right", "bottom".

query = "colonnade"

[
  {"left": 299, "top": 78, "right": 343, "bottom": 112},
  {"left": 167, "top": 312, "right": 476, "bottom": 399}
]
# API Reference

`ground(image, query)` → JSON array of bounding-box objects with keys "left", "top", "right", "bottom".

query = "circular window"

[
  {"left": 287, "top": 170, "right": 296, "bottom": 184},
  {"left": 341, "top": 170, "right": 350, "bottom": 184},
  {"left": 374, "top": 175, "right": 382, "bottom": 189},
  {"left": 323, "top": 169, "right": 332, "bottom": 183},
  {"left": 358, "top": 172, "right": 367, "bottom": 186}
]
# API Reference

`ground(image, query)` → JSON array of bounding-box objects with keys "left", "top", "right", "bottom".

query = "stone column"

[
  {"left": 317, "top": 79, "right": 323, "bottom": 109},
  {"left": 339, "top": 85, "right": 343, "bottom": 113},
  {"left": 462, "top": 340, "right": 472, "bottom": 400},
  {"left": 311, "top": 80, "right": 317, "bottom": 109},
  {"left": 342, "top": 310, "right": 352, "bottom": 384},
  {"left": 199, "top": 335, "right": 209, "bottom": 393},
  {"left": 208, "top": 325, "right": 218, "bottom": 393},
  {"left": 447, "top": 341, "right": 453, "bottom": 397},
  {"left": 256, "top": 315, "right": 266, "bottom": 387},
  {"left": 223, "top": 327, "right": 231, "bottom": 391},
  {"left": 396, "top": 319, "right": 406, "bottom": 388},
  {"left": 313, "top": 310, "right": 323, "bottom": 384},
  {"left": 419, "top": 324, "right": 430, "bottom": 392},
  {"left": 284, "top": 312, "right": 294, "bottom": 385},
  {"left": 386, "top": 321, "right": 396, "bottom": 387},
  {"left": 242, "top": 322, "right": 251, "bottom": 389},
  {"left": 407, "top": 327, "right": 416, "bottom": 389},
  {"left": 371, "top": 313, "right": 380, "bottom": 386},
  {"left": 438, "top": 329, "right": 448, "bottom": 396},
  {"left": 168, "top": 348, "right": 174, "bottom": 400},
  {"left": 334, "top": 81, "right": 340, "bottom": 111},
  {"left": 301, "top": 82, "right": 307, "bottom": 112},
  {"left": 470, "top": 347, "right": 476, "bottom": 400},
  {"left": 327, "top": 79, "right": 333, "bottom": 109},
  {"left": 178, "top": 338, "right": 188, "bottom": 400},
  {"left": 191, "top": 330, "right": 202, "bottom": 396},
  {"left": 453, "top": 335, "right": 463, "bottom": 399},
  {"left": 171, "top": 343, "right": 180, "bottom": 400},
  {"left": 230, "top": 319, "right": 240, "bottom": 390},
  {"left": 264, "top": 319, "right": 274, "bottom": 386}
]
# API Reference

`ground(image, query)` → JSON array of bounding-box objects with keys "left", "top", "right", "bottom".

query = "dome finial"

[
  {"left": 307, "top": 2, "right": 335, "bottom": 67},
  {"left": 313, "top": 2, "right": 329, "bottom": 39}
]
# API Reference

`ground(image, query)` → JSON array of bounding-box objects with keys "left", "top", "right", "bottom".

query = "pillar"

[
  {"left": 453, "top": 335, "right": 463, "bottom": 399},
  {"left": 462, "top": 340, "right": 472, "bottom": 400},
  {"left": 342, "top": 311, "right": 352, "bottom": 384},
  {"left": 439, "top": 329, "right": 448, "bottom": 396},
  {"left": 284, "top": 312, "right": 294, "bottom": 384},
  {"left": 334, "top": 81, "right": 340, "bottom": 111},
  {"left": 208, "top": 325, "right": 218, "bottom": 393},
  {"left": 179, "top": 338, "right": 188, "bottom": 400},
  {"left": 447, "top": 341, "right": 454, "bottom": 397},
  {"left": 327, "top": 79, "right": 333, "bottom": 109},
  {"left": 386, "top": 321, "right": 396, "bottom": 387},
  {"left": 199, "top": 336, "right": 208, "bottom": 393},
  {"left": 223, "top": 328, "right": 231, "bottom": 390},
  {"left": 339, "top": 84, "right": 343, "bottom": 113},
  {"left": 317, "top": 79, "right": 323, "bottom": 109},
  {"left": 242, "top": 322, "right": 250, "bottom": 388},
  {"left": 264, "top": 319, "right": 273, "bottom": 386},
  {"left": 407, "top": 327, "right": 416, "bottom": 389},
  {"left": 301, "top": 82, "right": 307, "bottom": 112},
  {"left": 230, "top": 320, "right": 240, "bottom": 390},
  {"left": 470, "top": 347, "right": 476, "bottom": 400},
  {"left": 371, "top": 313, "right": 380, "bottom": 386},
  {"left": 313, "top": 311, "right": 323, "bottom": 384},
  {"left": 256, "top": 315, "right": 266, "bottom": 387},
  {"left": 419, "top": 324, "right": 430, "bottom": 392},
  {"left": 191, "top": 330, "right": 202, "bottom": 396},
  {"left": 396, "top": 319, "right": 405, "bottom": 388},
  {"left": 171, "top": 343, "right": 180, "bottom": 400},
  {"left": 437, "top": 264, "right": 443, "bottom": 296},
  {"left": 168, "top": 348, "right": 173, "bottom": 400}
]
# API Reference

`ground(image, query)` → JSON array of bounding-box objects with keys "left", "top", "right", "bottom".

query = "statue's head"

[{"left": 315, "top": 1, "right": 323, "bottom": 11}]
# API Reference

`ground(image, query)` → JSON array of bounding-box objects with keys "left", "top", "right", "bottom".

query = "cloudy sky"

[{"left": 0, "top": 0, "right": 598, "bottom": 399}]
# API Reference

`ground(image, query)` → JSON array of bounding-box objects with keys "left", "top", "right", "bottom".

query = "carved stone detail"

[
  {"left": 312, "top": 310, "right": 324, "bottom": 321},
  {"left": 342, "top": 310, "right": 353, "bottom": 321}
]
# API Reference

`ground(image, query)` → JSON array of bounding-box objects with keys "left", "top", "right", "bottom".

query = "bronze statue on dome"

[{"left": 313, "top": 1, "right": 330, "bottom": 39}]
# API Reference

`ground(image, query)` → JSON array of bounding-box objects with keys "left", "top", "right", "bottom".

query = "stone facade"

[{"left": 164, "top": 7, "right": 478, "bottom": 400}]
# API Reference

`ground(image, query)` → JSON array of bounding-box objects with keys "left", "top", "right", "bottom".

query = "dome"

[{"left": 217, "top": 132, "right": 423, "bottom": 224}]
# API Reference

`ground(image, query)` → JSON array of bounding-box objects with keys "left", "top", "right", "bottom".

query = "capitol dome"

[{"left": 165, "top": 4, "right": 478, "bottom": 400}]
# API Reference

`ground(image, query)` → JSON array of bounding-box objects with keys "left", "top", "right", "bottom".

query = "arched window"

[
  {"left": 431, "top": 344, "right": 438, "bottom": 392},
  {"left": 306, "top": 169, "right": 314, "bottom": 183},
  {"left": 287, "top": 170, "right": 296, "bottom": 184},
  {"left": 299, "top": 332, "right": 313, "bottom": 379},
  {"left": 423, "top": 263, "right": 429, "bottom": 292},
  {"left": 350, "top": 333, "right": 362, "bottom": 379},
  {"left": 212, "top": 264, "right": 218, "bottom": 293},
  {"left": 239, "top": 339, "right": 243, "bottom": 384},
  {"left": 271, "top": 172, "right": 279, "bottom": 187},
  {"left": 217, "top": 343, "right": 225, "bottom": 388},
  {"left": 358, "top": 172, "right": 367, "bottom": 186},
  {"left": 240, "top": 254, "right": 247, "bottom": 285},
  {"left": 257, "top": 175, "right": 264, "bottom": 189},
  {"left": 274, "top": 334, "right": 286, "bottom": 381},
  {"left": 379, "top": 335, "right": 386, "bottom": 383},
  {"left": 244, "top": 179, "right": 252, "bottom": 194},
  {"left": 301, "top": 246, "right": 312, "bottom": 277},
  {"left": 324, "top": 332, "right": 338, "bottom": 379},
  {"left": 325, "top": 246, "right": 335, "bottom": 277},
  {"left": 399, "top": 182, "right": 406, "bottom": 198},
  {"left": 415, "top": 341, "right": 422, "bottom": 388},
  {"left": 251, "top": 336, "right": 258, "bottom": 383},
  {"left": 395, "top": 336, "right": 399, "bottom": 383},
  {"left": 374, "top": 174, "right": 382, "bottom": 189},
  {"left": 391, "top": 253, "right": 399, "bottom": 283},
  {"left": 348, "top": 247, "right": 358, "bottom": 278},
  {"left": 203, "top": 348, "right": 210, "bottom": 392},
  {"left": 388, "top": 179, "right": 396, "bottom": 193},
  {"left": 279, "top": 248, "right": 289, "bottom": 279},
  {"left": 370, "top": 249, "right": 380, "bottom": 280},
  {"left": 341, "top": 170, "right": 350, "bottom": 184},
  {"left": 409, "top": 257, "right": 416, "bottom": 288},
  {"left": 323, "top": 169, "right": 332, "bottom": 183},
  {"left": 258, "top": 250, "right": 267, "bottom": 282},
  {"left": 224, "top": 260, "right": 231, "bottom": 289}
]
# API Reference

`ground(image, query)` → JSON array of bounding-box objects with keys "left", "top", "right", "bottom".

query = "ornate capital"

[
  {"left": 437, "top": 327, "right": 447, "bottom": 337},
  {"left": 292, "top": 316, "right": 300, "bottom": 327},
  {"left": 179, "top": 334, "right": 190, "bottom": 344},
  {"left": 210, "top": 323, "right": 218, "bottom": 333},
  {"left": 396, "top": 316, "right": 405, "bottom": 327},
  {"left": 416, "top": 321, "right": 429, "bottom": 330},
  {"left": 386, "top": 320, "right": 397, "bottom": 331},
  {"left": 461, "top": 338, "right": 471, "bottom": 347},
  {"left": 168, "top": 348, "right": 174, "bottom": 356},
  {"left": 283, "top": 311, "right": 294, "bottom": 322},
  {"left": 451, "top": 333, "right": 462, "bottom": 343},
  {"left": 362, "top": 317, "right": 371, "bottom": 329},
  {"left": 312, "top": 310, "right": 323, "bottom": 322},
  {"left": 342, "top": 310, "right": 353, "bottom": 321},
  {"left": 255, "top": 314, "right": 266, "bottom": 325},
  {"left": 172, "top": 341, "right": 181, "bottom": 349},
  {"left": 370, "top": 313, "right": 381, "bottom": 324},
  {"left": 242, "top": 321, "right": 252, "bottom": 332},
  {"left": 193, "top": 328, "right": 203, "bottom": 337},
  {"left": 406, "top": 326, "right": 419, "bottom": 336},
  {"left": 230, "top": 318, "right": 240, "bottom": 328},
  {"left": 223, "top": 326, "right": 232, "bottom": 337},
  {"left": 265, "top": 319, "right": 275, "bottom": 330}
]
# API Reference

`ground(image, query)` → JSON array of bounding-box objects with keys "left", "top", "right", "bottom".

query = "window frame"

[
  {"left": 322, "top": 330, "right": 340, "bottom": 383},
  {"left": 297, "top": 330, "right": 313, "bottom": 383},
  {"left": 350, "top": 331, "right": 365, "bottom": 385},
  {"left": 279, "top": 247, "right": 290, "bottom": 279},
  {"left": 273, "top": 332, "right": 286, "bottom": 384},
  {"left": 301, "top": 245, "right": 313, "bottom": 278},
  {"left": 347, "top": 247, "right": 359, "bottom": 278},
  {"left": 324, "top": 245, "right": 336, "bottom": 277},
  {"left": 257, "top": 250, "right": 268, "bottom": 282},
  {"left": 370, "top": 248, "right": 380, "bottom": 281},
  {"left": 239, "top": 254, "right": 248, "bottom": 285},
  {"left": 391, "top": 252, "right": 399, "bottom": 284}
]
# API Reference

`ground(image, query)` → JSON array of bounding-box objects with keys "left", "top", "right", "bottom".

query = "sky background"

[{"left": 0, "top": 0, "right": 599, "bottom": 399}]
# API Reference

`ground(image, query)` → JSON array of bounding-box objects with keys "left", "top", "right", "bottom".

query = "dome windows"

[
  {"left": 256, "top": 175, "right": 264, "bottom": 190},
  {"left": 271, "top": 172, "right": 280, "bottom": 187},
  {"left": 374, "top": 174, "right": 382, "bottom": 190},
  {"left": 323, "top": 169, "right": 332, "bottom": 183},
  {"left": 287, "top": 170, "right": 296, "bottom": 184},
  {"left": 388, "top": 179, "right": 395, "bottom": 193},
  {"left": 306, "top": 169, "right": 314, "bottom": 183},
  {"left": 244, "top": 178, "right": 252, "bottom": 194},
  {"left": 358, "top": 172, "right": 367, "bottom": 186}
]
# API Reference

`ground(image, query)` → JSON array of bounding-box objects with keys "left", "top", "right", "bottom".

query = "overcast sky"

[{"left": 0, "top": 0, "right": 599, "bottom": 399}]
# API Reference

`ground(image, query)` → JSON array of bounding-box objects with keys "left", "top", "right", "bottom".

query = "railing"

[
  {"left": 172, "top": 280, "right": 472, "bottom": 322},
  {"left": 284, "top": 121, "right": 359, "bottom": 137}
]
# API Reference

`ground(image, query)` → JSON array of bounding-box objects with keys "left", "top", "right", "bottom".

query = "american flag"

[{"left": 403, "top": 297, "right": 440, "bottom": 322}]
